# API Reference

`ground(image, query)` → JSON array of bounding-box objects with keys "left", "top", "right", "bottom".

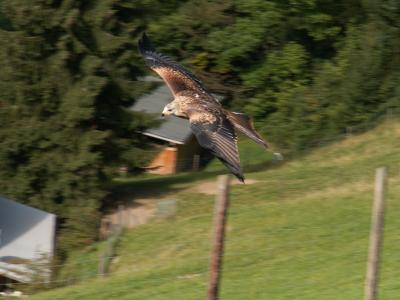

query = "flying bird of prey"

[{"left": 138, "top": 33, "right": 272, "bottom": 182}]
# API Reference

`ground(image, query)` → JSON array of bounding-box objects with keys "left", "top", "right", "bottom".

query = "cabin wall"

[
  {"left": 146, "top": 136, "right": 202, "bottom": 174},
  {"left": 147, "top": 146, "right": 178, "bottom": 174},
  {"left": 176, "top": 136, "right": 202, "bottom": 172}
]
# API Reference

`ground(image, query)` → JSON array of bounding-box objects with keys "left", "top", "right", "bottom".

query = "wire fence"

[
  {"left": 1, "top": 174, "right": 377, "bottom": 288},
  {"left": 0, "top": 220, "right": 375, "bottom": 287}
]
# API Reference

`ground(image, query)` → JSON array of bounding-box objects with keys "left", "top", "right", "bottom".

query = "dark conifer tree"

[{"left": 0, "top": 0, "right": 158, "bottom": 251}]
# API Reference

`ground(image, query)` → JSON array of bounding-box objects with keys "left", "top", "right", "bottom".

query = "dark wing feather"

[
  {"left": 190, "top": 114, "right": 244, "bottom": 182},
  {"left": 138, "top": 32, "right": 206, "bottom": 96}
]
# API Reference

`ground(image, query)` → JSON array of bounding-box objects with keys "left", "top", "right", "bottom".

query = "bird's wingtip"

[
  {"left": 237, "top": 174, "right": 245, "bottom": 184},
  {"left": 138, "top": 32, "right": 155, "bottom": 54}
]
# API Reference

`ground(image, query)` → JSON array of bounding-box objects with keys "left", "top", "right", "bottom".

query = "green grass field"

[{"left": 29, "top": 120, "right": 400, "bottom": 300}]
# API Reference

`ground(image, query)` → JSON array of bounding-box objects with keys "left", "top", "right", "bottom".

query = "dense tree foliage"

[
  {"left": 147, "top": 0, "right": 400, "bottom": 151},
  {"left": 0, "top": 0, "right": 165, "bottom": 252}
]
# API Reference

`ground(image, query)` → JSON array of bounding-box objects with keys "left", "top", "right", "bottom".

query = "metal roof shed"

[{"left": 0, "top": 197, "right": 56, "bottom": 283}]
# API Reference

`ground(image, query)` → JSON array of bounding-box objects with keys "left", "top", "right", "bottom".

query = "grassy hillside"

[{"left": 30, "top": 120, "right": 400, "bottom": 300}]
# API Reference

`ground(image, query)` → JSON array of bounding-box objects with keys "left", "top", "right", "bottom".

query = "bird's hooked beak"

[{"left": 161, "top": 107, "right": 167, "bottom": 117}]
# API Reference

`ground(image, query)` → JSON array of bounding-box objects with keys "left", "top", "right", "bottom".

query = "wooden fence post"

[
  {"left": 364, "top": 167, "right": 387, "bottom": 300},
  {"left": 99, "top": 205, "right": 124, "bottom": 277},
  {"left": 206, "top": 175, "right": 230, "bottom": 300},
  {"left": 98, "top": 253, "right": 105, "bottom": 277},
  {"left": 346, "top": 126, "right": 353, "bottom": 138}
]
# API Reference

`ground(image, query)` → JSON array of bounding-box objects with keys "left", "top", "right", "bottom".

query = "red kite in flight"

[{"left": 138, "top": 33, "right": 274, "bottom": 182}]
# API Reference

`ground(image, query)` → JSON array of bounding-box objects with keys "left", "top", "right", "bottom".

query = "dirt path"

[
  {"left": 100, "top": 178, "right": 260, "bottom": 234},
  {"left": 100, "top": 198, "right": 157, "bottom": 236}
]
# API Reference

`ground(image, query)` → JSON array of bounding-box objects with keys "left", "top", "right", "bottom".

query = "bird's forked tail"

[{"left": 226, "top": 111, "right": 269, "bottom": 148}]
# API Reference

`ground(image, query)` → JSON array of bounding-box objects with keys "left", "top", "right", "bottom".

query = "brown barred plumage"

[{"left": 138, "top": 33, "right": 271, "bottom": 182}]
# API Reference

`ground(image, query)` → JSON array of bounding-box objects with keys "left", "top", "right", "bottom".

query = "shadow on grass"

[
  {"left": 106, "top": 169, "right": 223, "bottom": 204},
  {"left": 102, "top": 157, "right": 288, "bottom": 211}
]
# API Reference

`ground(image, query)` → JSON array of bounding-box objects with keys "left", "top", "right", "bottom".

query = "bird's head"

[
  {"left": 162, "top": 101, "right": 188, "bottom": 118},
  {"left": 161, "top": 102, "right": 177, "bottom": 117}
]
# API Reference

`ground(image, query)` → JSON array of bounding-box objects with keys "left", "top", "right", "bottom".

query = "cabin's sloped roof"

[
  {"left": 0, "top": 197, "right": 56, "bottom": 282},
  {"left": 131, "top": 84, "right": 192, "bottom": 144}
]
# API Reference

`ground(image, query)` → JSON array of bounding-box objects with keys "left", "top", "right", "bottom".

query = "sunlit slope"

[{"left": 31, "top": 120, "right": 400, "bottom": 300}]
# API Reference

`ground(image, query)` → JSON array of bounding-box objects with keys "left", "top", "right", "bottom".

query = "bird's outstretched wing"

[
  {"left": 138, "top": 32, "right": 206, "bottom": 96},
  {"left": 189, "top": 112, "right": 244, "bottom": 182}
]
